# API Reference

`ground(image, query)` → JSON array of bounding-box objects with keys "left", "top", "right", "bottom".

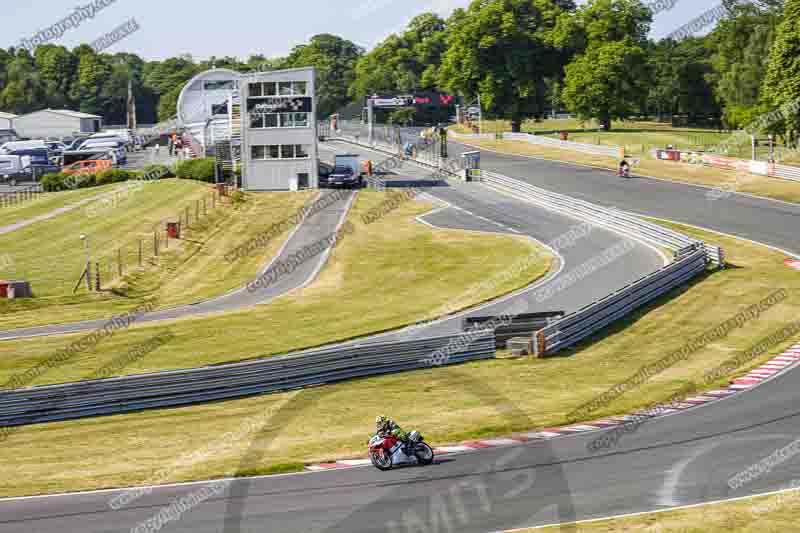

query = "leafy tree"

[
  {"left": 33, "top": 45, "right": 77, "bottom": 109},
  {"left": 350, "top": 13, "right": 447, "bottom": 100},
  {"left": 143, "top": 55, "right": 198, "bottom": 98},
  {"left": 284, "top": 34, "right": 363, "bottom": 117},
  {"left": 157, "top": 84, "right": 183, "bottom": 122},
  {"left": 707, "top": 1, "right": 782, "bottom": 115},
  {"left": 647, "top": 38, "right": 720, "bottom": 123},
  {"left": 560, "top": 0, "right": 652, "bottom": 130},
  {"left": 388, "top": 107, "right": 415, "bottom": 126},
  {"left": 438, "top": 0, "right": 571, "bottom": 132},
  {"left": 762, "top": 0, "right": 800, "bottom": 143},
  {"left": 0, "top": 50, "right": 46, "bottom": 114},
  {"left": 68, "top": 45, "right": 112, "bottom": 115}
]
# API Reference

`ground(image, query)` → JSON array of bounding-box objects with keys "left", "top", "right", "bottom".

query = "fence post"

[
  {"left": 138, "top": 240, "right": 143, "bottom": 267},
  {"left": 154, "top": 231, "right": 159, "bottom": 256},
  {"left": 118, "top": 249, "right": 123, "bottom": 277},
  {"left": 95, "top": 261, "right": 101, "bottom": 291},
  {"left": 165, "top": 228, "right": 169, "bottom": 249},
  {"left": 212, "top": 191, "right": 216, "bottom": 210},
  {"left": 195, "top": 200, "right": 200, "bottom": 220},
  {"left": 203, "top": 197, "right": 207, "bottom": 215}
]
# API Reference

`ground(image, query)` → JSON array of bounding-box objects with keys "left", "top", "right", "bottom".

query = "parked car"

[
  {"left": 76, "top": 139, "right": 126, "bottom": 164},
  {"left": 65, "top": 136, "right": 92, "bottom": 151},
  {"left": 45, "top": 141, "right": 67, "bottom": 157},
  {"left": 0, "top": 129, "right": 19, "bottom": 145},
  {"left": 7, "top": 147, "right": 50, "bottom": 166},
  {"left": 62, "top": 159, "right": 113, "bottom": 175},
  {"left": 61, "top": 149, "right": 115, "bottom": 168},
  {"left": 0, "top": 155, "right": 31, "bottom": 185},
  {"left": 0, "top": 139, "right": 46, "bottom": 154}
]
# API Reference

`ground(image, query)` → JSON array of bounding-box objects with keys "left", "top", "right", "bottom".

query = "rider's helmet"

[{"left": 375, "top": 415, "right": 388, "bottom": 432}]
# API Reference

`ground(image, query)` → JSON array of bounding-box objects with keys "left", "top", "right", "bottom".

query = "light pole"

[{"left": 80, "top": 234, "right": 92, "bottom": 292}]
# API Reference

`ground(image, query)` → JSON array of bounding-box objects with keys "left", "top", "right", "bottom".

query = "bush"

[
  {"left": 95, "top": 169, "right": 138, "bottom": 185},
  {"left": 41, "top": 172, "right": 69, "bottom": 192},
  {"left": 176, "top": 158, "right": 216, "bottom": 182},
  {"left": 142, "top": 164, "right": 174, "bottom": 180},
  {"left": 230, "top": 190, "right": 246, "bottom": 209}
]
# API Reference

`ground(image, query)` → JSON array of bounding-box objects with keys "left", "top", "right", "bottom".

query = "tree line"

[{"left": 0, "top": 0, "right": 797, "bottom": 141}]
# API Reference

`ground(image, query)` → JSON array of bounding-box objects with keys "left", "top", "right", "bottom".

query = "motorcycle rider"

[{"left": 375, "top": 415, "right": 410, "bottom": 451}]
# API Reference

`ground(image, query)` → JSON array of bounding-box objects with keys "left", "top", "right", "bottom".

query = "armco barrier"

[
  {"left": 478, "top": 171, "right": 723, "bottom": 356},
  {"left": 481, "top": 171, "right": 725, "bottom": 266},
  {"left": 773, "top": 163, "right": 800, "bottom": 183},
  {"left": 0, "top": 331, "right": 495, "bottom": 428},
  {"left": 448, "top": 130, "right": 497, "bottom": 141},
  {"left": 535, "top": 249, "right": 707, "bottom": 354},
  {"left": 503, "top": 132, "right": 623, "bottom": 159}
]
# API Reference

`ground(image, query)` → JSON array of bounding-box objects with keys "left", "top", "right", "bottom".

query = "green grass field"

[
  {"left": 0, "top": 221, "right": 797, "bottom": 497},
  {"left": 452, "top": 118, "right": 798, "bottom": 163},
  {"left": 0, "top": 191, "right": 552, "bottom": 389},
  {"left": 0, "top": 181, "right": 315, "bottom": 330},
  {"left": 0, "top": 184, "right": 120, "bottom": 230},
  {"left": 0, "top": 179, "right": 211, "bottom": 297},
  {"left": 529, "top": 487, "right": 800, "bottom": 532}
]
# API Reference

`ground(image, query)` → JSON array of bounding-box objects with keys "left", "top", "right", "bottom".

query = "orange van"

[{"left": 62, "top": 159, "right": 113, "bottom": 175}]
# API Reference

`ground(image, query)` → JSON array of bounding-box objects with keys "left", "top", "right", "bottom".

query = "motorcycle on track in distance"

[{"left": 368, "top": 430, "right": 434, "bottom": 471}]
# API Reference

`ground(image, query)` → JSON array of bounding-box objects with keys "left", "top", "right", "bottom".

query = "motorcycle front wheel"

[
  {"left": 414, "top": 442, "right": 434, "bottom": 465},
  {"left": 370, "top": 449, "right": 393, "bottom": 471}
]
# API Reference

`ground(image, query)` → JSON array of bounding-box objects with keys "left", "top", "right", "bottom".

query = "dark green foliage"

[{"left": 176, "top": 158, "right": 216, "bottom": 182}]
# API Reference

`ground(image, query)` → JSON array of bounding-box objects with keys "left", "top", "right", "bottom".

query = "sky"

[{"left": 5, "top": 0, "right": 723, "bottom": 61}]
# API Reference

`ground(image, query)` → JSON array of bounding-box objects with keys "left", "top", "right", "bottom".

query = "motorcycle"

[{"left": 368, "top": 430, "right": 434, "bottom": 471}]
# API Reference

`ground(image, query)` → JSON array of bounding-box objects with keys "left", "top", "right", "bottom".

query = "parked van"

[
  {"left": 0, "top": 155, "right": 31, "bottom": 184},
  {"left": 0, "top": 139, "right": 46, "bottom": 154},
  {"left": 77, "top": 140, "right": 126, "bottom": 164},
  {"left": 94, "top": 130, "right": 133, "bottom": 144}
]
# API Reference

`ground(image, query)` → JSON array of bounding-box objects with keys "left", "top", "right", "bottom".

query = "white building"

[
  {"left": 240, "top": 67, "right": 318, "bottom": 191},
  {"left": 176, "top": 66, "right": 318, "bottom": 191},
  {"left": 13, "top": 109, "right": 102, "bottom": 140},
  {"left": 0, "top": 112, "right": 16, "bottom": 130}
]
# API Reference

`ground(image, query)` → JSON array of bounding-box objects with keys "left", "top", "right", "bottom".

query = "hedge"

[{"left": 175, "top": 158, "right": 216, "bottom": 182}]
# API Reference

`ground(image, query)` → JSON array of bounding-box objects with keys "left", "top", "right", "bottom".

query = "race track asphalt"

[{"left": 1, "top": 139, "right": 799, "bottom": 532}]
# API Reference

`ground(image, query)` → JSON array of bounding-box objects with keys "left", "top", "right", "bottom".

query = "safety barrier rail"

[
  {"left": 534, "top": 248, "right": 707, "bottom": 354},
  {"left": 773, "top": 163, "right": 800, "bottom": 183},
  {"left": 448, "top": 130, "right": 496, "bottom": 141},
  {"left": 481, "top": 171, "right": 725, "bottom": 266},
  {"left": 0, "top": 331, "right": 495, "bottom": 428},
  {"left": 479, "top": 171, "right": 722, "bottom": 355},
  {"left": 502, "top": 132, "right": 622, "bottom": 159}
]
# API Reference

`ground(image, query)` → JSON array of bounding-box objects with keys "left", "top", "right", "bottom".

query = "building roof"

[
  {"left": 0, "top": 112, "right": 18, "bottom": 119},
  {"left": 47, "top": 109, "right": 102, "bottom": 119},
  {"left": 17, "top": 109, "right": 102, "bottom": 120}
]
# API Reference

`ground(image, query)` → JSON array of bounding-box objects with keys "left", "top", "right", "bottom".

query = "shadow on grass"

[{"left": 546, "top": 265, "right": 727, "bottom": 360}]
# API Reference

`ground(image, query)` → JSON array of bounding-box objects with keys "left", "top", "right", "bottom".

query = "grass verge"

[
  {"left": 458, "top": 138, "right": 800, "bottom": 204},
  {"left": 0, "top": 182, "right": 312, "bottom": 329},
  {"left": 530, "top": 487, "right": 800, "bottom": 531},
  {"left": 0, "top": 221, "right": 797, "bottom": 497},
  {"left": 0, "top": 191, "right": 552, "bottom": 388},
  {"left": 0, "top": 184, "right": 120, "bottom": 230}
]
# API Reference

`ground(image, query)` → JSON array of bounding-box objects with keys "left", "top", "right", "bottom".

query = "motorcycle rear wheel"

[
  {"left": 414, "top": 442, "right": 434, "bottom": 465},
  {"left": 370, "top": 449, "right": 393, "bottom": 471}
]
